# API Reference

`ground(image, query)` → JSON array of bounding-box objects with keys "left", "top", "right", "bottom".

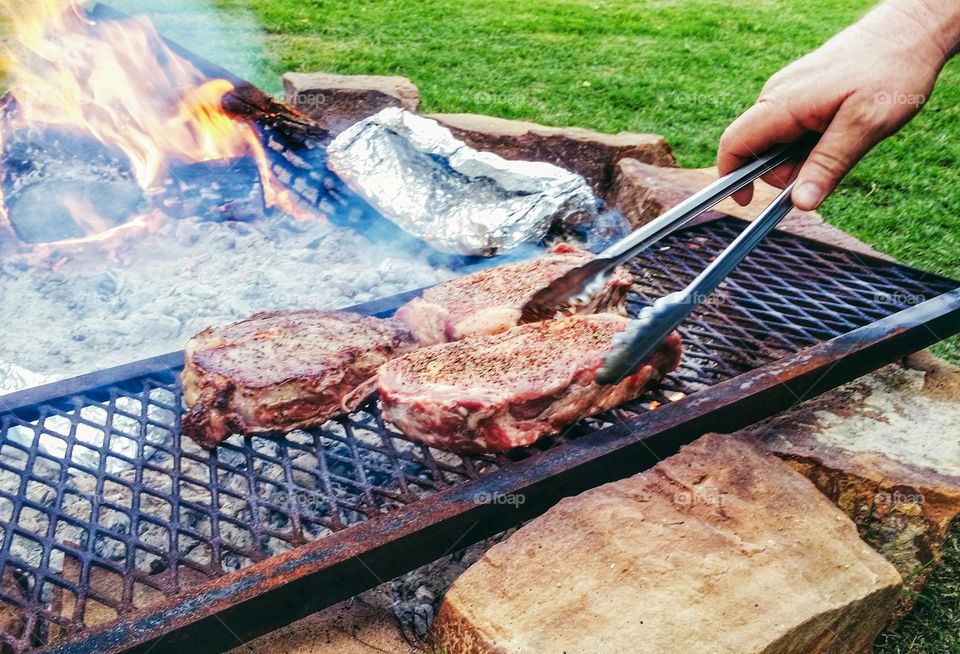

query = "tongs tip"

[
  {"left": 596, "top": 293, "right": 685, "bottom": 385},
  {"left": 519, "top": 259, "right": 613, "bottom": 324}
]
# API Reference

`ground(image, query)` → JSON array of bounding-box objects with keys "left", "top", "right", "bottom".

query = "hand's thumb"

[{"left": 793, "top": 105, "right": 884, "bottom": 210}]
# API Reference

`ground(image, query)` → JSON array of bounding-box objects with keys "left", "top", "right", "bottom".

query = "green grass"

[{"left": 49, "top": 0, "right": 960, "bottom": 649}]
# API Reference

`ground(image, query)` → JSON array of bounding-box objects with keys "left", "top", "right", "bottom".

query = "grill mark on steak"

[
  {"left": 181, "top": 310, "right": 415, "bottom": 449},
  {"left": 378, "top": 314, "right": 683, "bottom": 454},
  {"left": 395, "top": 243, "right": 633, "bottom": 346}
]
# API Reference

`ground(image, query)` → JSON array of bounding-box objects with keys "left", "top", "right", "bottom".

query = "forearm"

[{"left": 868, "top": 0, "right": 960, "bottom": 65}]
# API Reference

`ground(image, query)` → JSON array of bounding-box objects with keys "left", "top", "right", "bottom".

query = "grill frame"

[{"left": 0, "top": 217, "right": 958, "bottom": 654}]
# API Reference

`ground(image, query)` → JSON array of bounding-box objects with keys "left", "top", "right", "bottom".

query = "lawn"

[{"left": 32, "top": 0, "right": 960, "bottom": 650}]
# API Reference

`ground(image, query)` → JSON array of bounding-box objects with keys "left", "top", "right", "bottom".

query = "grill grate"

[{"left": 0, "top": 216, "right": 957, "bottom": 652}]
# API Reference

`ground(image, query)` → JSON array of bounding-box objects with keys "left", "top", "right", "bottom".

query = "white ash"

[
  {"left": 0, "top": 209, "right": 458, "bottom": 386},
  {"left": 0, "top": 197, "right": 526, "bottom": 609}
]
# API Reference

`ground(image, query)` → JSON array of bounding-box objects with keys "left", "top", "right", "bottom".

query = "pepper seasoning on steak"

[
  {"left": 378, "top": 314, "right": 682, "bottom": 454},
  {"left": 394, "top": 243, "right": 633, "bottom": 346}
]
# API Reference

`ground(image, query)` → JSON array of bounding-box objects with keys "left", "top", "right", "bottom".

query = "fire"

[
  {"left": 0, "top": 0, "right": 307, "bottom": 243},
  {"left": 647, "top": 392, "right": 686, "bottom": 412}
]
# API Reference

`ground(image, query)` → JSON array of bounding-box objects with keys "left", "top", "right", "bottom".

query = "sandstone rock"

[
  {"left": 609, "top": 158, "right": 891, "bottom": 260},
  {"left": 433, "top": 433, "right": 901, "bottom": 654},
  {"left": 429, "top": 113, "right": 675, "bottom": 195},
  {"left": 740, "top": 351, "right": 960, "bottom": 620},
  {"left": 283, "top": 72, "right": 420, "bottom": 133}
]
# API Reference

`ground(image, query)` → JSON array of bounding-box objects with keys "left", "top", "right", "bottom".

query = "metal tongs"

[{"left": 520, "top": 142, "right": 808, "bottom": 385}]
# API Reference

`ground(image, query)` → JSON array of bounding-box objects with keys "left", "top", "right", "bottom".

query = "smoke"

[{"left": 103, "top": 0, "right": 269, "bottom": 90}]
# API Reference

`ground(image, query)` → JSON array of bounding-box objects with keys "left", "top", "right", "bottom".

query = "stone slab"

[
  {"left": 740, "top": 351, "right": 960, "bottom": 619},
  {"left": 429, "top": 113, "right": 676, "bottom": 195},
  {"left": 283, "top": 72, "right": 421, "bottom": 133},
  {"left": 433, "top": 433, "right": 901, "bottom": 654}
]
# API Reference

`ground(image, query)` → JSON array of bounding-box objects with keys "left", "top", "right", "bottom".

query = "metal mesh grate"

[{"left": 0, "top": 216, "right": 956, "bottom": 652}]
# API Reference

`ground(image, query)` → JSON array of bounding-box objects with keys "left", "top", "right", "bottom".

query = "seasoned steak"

[
  {"left": 181, "top": 310, "right": 415, "bottom": 449},
  {"left": 378, "top": 314, "right": 682, "bottom": 454},
  {"left": 394, "top": 244, "right": 632, "bottom": 345}
]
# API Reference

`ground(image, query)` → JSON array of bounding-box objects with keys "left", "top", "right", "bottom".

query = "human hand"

[{"left": 718, "top": 0, "right": 959, "bottom": 211}]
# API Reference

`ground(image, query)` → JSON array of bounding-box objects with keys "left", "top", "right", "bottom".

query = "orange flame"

[{"left": 0, "top": 0, "right": 308, "bottom": 241}]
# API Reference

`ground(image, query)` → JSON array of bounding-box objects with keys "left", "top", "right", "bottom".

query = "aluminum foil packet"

[{"left": 326, "top": 108, "right": 602, "bottom": 256}]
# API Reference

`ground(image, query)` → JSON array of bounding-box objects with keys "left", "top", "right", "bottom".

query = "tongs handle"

[
  {"left": 602, "top": 142, "right": 797, "bottom": 266},
  {"left": 597, "top": 182, "right": 797, "bottom": 384},
  {"left": 520, "top": 141, "right": 806, "bottom": 324}
]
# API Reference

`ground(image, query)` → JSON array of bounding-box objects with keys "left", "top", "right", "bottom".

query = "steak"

[
  {"left": 378, "top": 314, "right": 682, "bottom": 454},
  {"left": 181, "top": 310, "right": 415, "bottom": 449},
  {"left": 394, "top": 243, "right": 632, "bottom": 345}
]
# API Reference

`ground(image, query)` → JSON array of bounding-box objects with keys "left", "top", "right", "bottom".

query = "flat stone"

[
  {"left": 739, "top": 351, "right": 960, "bottom": 620},
  {"left": 433, "top": 433, "right": 901, "bottom": 654},
  {"left": 283, "top": 72, "right": 421, "bottom": 133},
  {"left": 429, "top": 113, "right": 676, "bottom": 195},
  {"left": 609, "top": 158, "right": 891, "bottom": 260}
]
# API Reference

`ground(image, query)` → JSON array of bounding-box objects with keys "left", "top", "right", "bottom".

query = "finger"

[
  {"left": 717, "top": 99, "right": 809, "bottom": 173},
  {"left": 730, "top": 183, "right": 754, "bottom": 208},
  {"left": 730, "top": 160, "right": 799, "bottom": 208},
  {"left": 759, "top": 160, "right": 801, "bottom": 190},
  {"left": 718, "top": 99, "right": 808, "bottom": 205},
  {"left": 791, "top": 104, "right": 886, "bottom": 210}
]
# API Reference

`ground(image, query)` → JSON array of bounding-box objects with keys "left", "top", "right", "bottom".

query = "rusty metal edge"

[{"left": 39, "top": 287, "right": 960, "bottom": 654}]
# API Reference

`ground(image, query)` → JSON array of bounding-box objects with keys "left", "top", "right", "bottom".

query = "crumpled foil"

[
  {"left": 326, "top": 108, "right": 601, "bottom": 256},
  {"left": 0, "top": 360, "right": 56, "bottom": 395}
]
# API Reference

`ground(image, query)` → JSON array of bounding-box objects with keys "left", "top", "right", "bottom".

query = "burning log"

[{"left": 85, "top": 5, "right": 332, "bottom": 150}]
